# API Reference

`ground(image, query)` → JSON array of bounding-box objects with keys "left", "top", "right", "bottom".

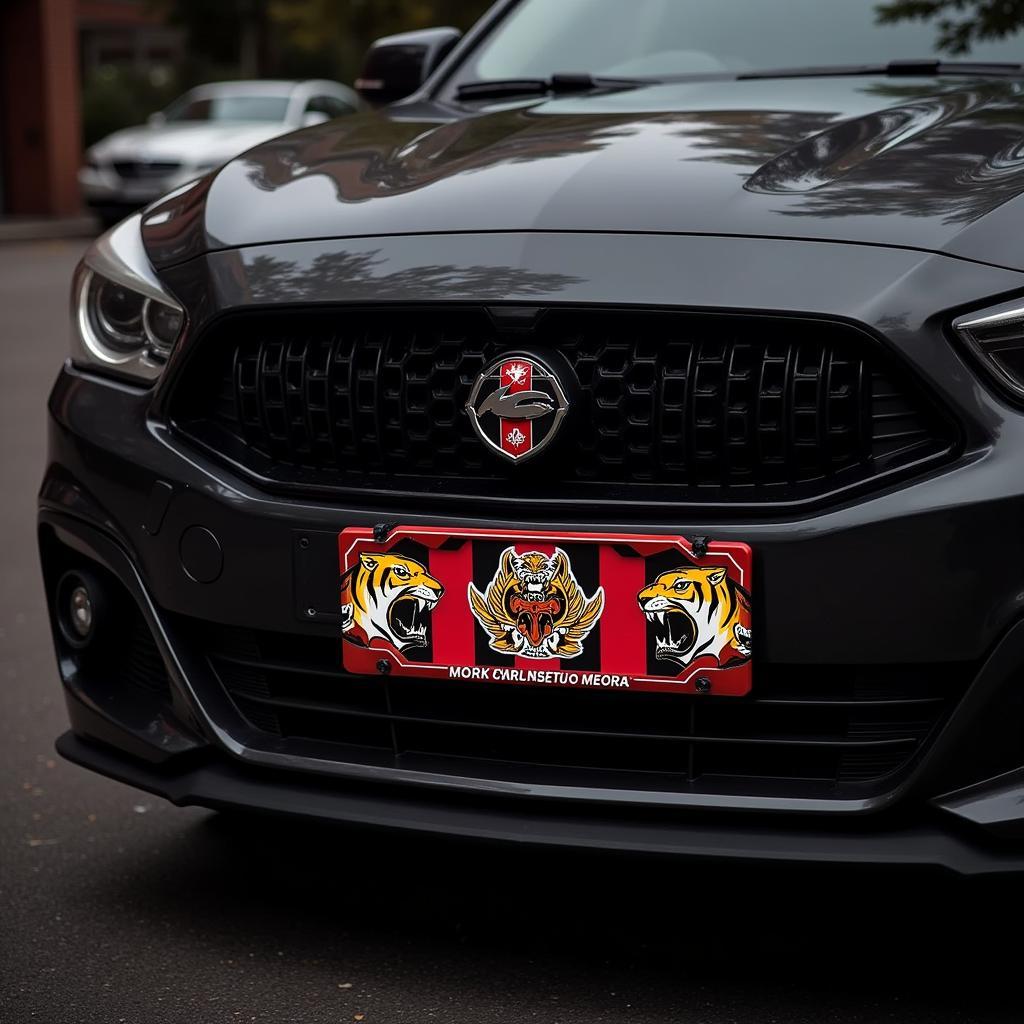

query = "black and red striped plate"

[{"left": 339, "top": 527, "right": 753, "bottom": 696}]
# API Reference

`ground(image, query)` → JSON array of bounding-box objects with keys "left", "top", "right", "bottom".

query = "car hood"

[
  {"left": 143, "top": 76, "right": 1024, "bottom": 271},
  {"left": 90, "top": 122, "right": 292, "bottom": 165}
]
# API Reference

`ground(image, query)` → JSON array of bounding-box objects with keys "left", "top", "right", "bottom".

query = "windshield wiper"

[
  {"left": 456, "top": 73, "right": 649, "bottom": 101},
  {"left": 458, "top": 60, "right": 1024, "bottom": 98},
  {"left": 739, "top": 60, "right": 1024, "bottom": 80}
]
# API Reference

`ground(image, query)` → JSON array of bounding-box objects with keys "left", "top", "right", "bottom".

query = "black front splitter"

[{"left": 55, "top": 731, "right": 1024, "bottom": 876}]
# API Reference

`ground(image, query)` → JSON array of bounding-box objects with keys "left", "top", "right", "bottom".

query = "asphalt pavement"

[{"left": 1, "top": 239, "right": 1022, "bottom": 1024}]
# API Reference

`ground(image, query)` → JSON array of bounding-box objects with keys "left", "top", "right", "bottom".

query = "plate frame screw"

[
  {"left": 695, "top": 676, "right": 712, "bottom": 694},
  {"left": 376, "top": 659, "right": 392, "bottom": 675}
]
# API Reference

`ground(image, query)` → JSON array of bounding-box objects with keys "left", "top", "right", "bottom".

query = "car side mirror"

[
  {"left": 147, "top": 112, "right": 166, "bottom": 128},
  {"left": 302, "top": 111, "right": 330, "bottom": 127},
  {"left": 356, "top": 26, "right": 462, "bottom": 105}
]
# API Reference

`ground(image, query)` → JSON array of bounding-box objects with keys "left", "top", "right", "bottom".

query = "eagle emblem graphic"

[{"left": 468, "top": 547, "right": 604, "bottom": 659}]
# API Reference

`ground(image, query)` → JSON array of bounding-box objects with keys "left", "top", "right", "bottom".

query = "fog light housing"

[{"left": 56, "top": 570, "right": 104, "bottom": 649}]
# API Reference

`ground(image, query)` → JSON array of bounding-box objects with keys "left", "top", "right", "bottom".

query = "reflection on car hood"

[
  {"left": 143, "top": 76, "right": 1024, "bottom": 271},
  {"left": 90, "top": 122, "right": 294, "bottom": 165}
]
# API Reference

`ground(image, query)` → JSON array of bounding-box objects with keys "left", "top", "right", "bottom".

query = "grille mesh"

[
  {"left": 171, "top": 308, "right": 953, "bottom": 506},
  {"left": 111, "top": 160, "right": 181, "bottom": 179}
]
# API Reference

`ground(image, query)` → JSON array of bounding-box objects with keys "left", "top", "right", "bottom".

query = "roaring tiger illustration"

[
  {"left": 469, "top": 547, "right": 604, "bottom": 659},
  {"left": 637, "top": 566, "right": 752, "bottom": 670},
  {"left": 340, "top": 552, "right": 444, "bottom": 653}
]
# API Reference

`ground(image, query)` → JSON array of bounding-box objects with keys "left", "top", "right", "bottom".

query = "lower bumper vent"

[{"left": 184, "top": 620, "right": 969, "bottom": 799}]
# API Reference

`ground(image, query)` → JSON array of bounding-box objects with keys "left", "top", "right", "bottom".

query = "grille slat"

[
  {"left": 185, "top": 622, "right": 970, "bottom": 798},
  {"left": 111, "top": 159, "right": 180, "bottom": 179},
  {"left": 172, "top": 308, "right": 953, "bottom": 507},
  {"left": 227, "top": 689, "right": 922, "bottom": 750}
]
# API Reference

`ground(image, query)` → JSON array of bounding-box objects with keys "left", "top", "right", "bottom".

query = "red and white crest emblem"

[{"left": 466, "top": 353, "right": 570, "bottom": 462}]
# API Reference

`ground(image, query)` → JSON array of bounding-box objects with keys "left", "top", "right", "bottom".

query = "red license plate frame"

[{"left": 339, "top": 527, "right": 752, "bottom": 696}]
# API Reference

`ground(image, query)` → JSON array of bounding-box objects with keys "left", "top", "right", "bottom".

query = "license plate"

[
  {"left": 339, "top": 528, "right": 753, "bottom": 696},
  {"left": 120, "top": 183, "right": 167, "bottom": 201}
]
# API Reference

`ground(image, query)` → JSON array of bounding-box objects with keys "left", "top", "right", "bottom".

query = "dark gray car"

[{"left": 41, "top": 0, "right": 1024, "bottom": 874}]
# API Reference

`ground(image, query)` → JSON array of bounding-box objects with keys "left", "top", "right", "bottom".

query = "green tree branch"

[{"left": 875, "top": 0, "right": 1024, "bottom": 55}]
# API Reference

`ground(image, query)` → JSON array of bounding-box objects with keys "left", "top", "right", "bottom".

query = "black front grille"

[
  {"left": 171, "top": 308, "right": 955, "bottom": 508},
  {"left": 112, "top": 160, "right": 181, "bottom": 179},
  {"left": 188, "top": 621, "right": 969, "bottom": 799}
]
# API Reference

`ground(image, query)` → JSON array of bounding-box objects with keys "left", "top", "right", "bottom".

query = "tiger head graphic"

[
  {"left": 511, "top": 551, "right": 558, "bottom": 595},
  {"left": 341, "top": 552, "right": 444, "bottom": 652},
  {"left": 637, "top": 566, "right": 752, "bottom": 670}
]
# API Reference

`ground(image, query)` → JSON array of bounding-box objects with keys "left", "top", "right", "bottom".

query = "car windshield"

[
  {"left": 465, "top": 0, "right": 1024, "bottom": 81},
  {"left": 163, "top": 94, "right": 291, "bottom": 123}
]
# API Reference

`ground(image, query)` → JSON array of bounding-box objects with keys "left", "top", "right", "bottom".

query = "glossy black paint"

[
  {"left": 145, "top": 77, "right": 1024, "bottom": 273},
  {"left": 41, "top": 13, "right": 1024, "bottom": 862}
]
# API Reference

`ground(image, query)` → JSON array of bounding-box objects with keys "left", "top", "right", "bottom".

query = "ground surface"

[{"left": 1, "top": 239, "right": 1021, "bottom": 1024}]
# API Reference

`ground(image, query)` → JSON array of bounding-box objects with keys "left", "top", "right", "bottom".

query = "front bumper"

[
  {"left": 39, "top": 231, "right": 1024, "bottom": 869},
  {"left": 38, "top": 364, "right": 1024, "bottom": 870},
  {"left": 53, "top": 729, "right": 1024, "bottom": 874}
]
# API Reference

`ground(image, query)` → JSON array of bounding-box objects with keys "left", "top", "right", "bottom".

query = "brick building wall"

[
  {"left": 0, "top": 0, "right": 177, "bottom": 216},
  {"left": 0, "top": 0, "right": 82, "bottom": 216}
]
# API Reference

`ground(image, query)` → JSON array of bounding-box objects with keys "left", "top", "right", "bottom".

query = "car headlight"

[
  {"left": 953, "top": 298, "right": 1024, "bottom": 404},
  {"left": 71, "top": 212, "right": 185, "bottom": 383}
]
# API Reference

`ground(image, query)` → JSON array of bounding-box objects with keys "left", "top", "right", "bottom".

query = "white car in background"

[{"left": 80, "top": 79, "right": 363, "bottom": 224}]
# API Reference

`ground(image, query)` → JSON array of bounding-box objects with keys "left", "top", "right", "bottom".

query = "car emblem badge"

[{"left": 466, "top": 353, "right": 569, "bottom": 462}]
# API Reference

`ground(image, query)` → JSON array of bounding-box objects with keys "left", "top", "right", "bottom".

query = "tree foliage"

[
  {"left": 268, "top": 0, "right": 493, "bottom": 80},
  {"left": 84, "top": 0, "right": 493, "bottom": 144},
  {"left": 875, "top": 0, "right": 1024, "bottom": 54},
  {"left": 155, "top": 0, "right": 493, "bottom": 83}
]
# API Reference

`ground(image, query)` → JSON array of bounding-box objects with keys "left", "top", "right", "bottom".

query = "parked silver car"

[{"left": 79, "top": 79, "right": 362, "bottom": 224}]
